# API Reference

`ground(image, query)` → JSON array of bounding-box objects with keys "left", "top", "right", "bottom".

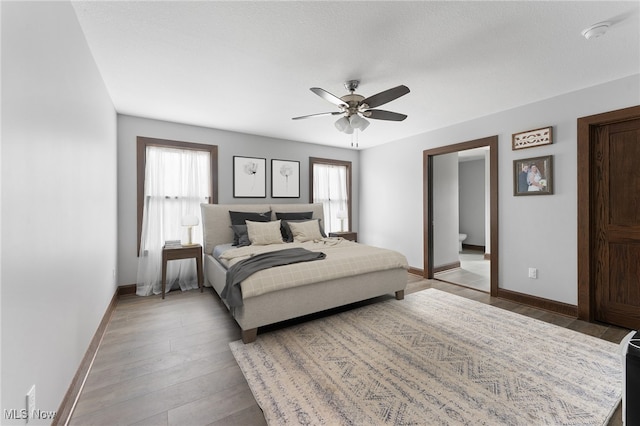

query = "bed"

[{"left": 201, "top": 202, "right": 409, "bottom": 343}]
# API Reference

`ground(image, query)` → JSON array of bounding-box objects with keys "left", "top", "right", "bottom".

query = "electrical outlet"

[
  {"left": 528, "top": 267, "right": 538, "bottom": 279},
  {"left": 26, "top": 385, "right": 35, "bottom": 423}
]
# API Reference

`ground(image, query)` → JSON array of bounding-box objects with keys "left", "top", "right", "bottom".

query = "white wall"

[
  {"left": 432, "top": 153, "right": 459, "bottom": 266},
  {"left": 459, "top": 159, "right": 486, "bottom": 247},
  {"left": 1, "top": 2, "right": 117, "bottom": 424},
  {"left": 117, "top": 115, "right": 359, "bottom": 286},
  {"left": 360, "top": 74, "right": 640, "bottom": 305}
]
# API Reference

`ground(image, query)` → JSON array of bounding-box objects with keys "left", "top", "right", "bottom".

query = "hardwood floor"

[{"left": 69, "top": 274, "right": 630, "bottom": 425}]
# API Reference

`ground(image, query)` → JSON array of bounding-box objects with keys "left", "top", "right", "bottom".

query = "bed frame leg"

[
  {"left": 395, "top": 290, "right": 405, "bottom": 300},
  {"left": 242, "top": 328, "right": 258, "bottom": 344}
]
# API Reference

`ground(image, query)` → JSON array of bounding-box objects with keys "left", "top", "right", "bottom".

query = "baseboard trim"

[
  {"left": 497, "top": 288, "right": 578, "bottom": 317},
  {"left": 462, "top": 243, "right": 485, "bottom": 252},
  {"left": 433, "top": 261, "right": 461, "bottom": 274},
  {"left": 407, "top": 264, "right": 576, "bottom": 318},
  {"left": 407, "top": 267, "right": 424, "bottom": 277},
  {"left": 54, "top": 288, "right": 119, "bottom": 426},
  {"left": 118, "top": 283, "right": 136, "bottom": 296}
]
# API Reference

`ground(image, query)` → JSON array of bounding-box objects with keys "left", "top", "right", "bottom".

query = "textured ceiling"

[{"left": 71, "top": 1, "right": 639, "bottom": 149}]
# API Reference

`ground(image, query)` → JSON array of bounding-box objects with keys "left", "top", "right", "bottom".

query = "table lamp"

[{"left": 181, "top": 215, "right": 199, "bottom": 246}]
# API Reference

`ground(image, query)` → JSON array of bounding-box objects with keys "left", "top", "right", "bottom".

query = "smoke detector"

[{"left": 581, "top": 22, "right": 610, "bottom": 40}]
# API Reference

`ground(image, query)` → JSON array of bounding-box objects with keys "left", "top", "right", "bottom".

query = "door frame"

[
  {"left": 577, "top": 105, "right": 640, "bottom": 321},
  {"left": 423, "top": 135, "right": 499, "bottom": 297}
]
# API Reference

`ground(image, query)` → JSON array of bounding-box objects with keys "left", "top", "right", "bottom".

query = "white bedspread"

[{"left": 219, "top": 238, "right": 408, "bottom": 299}]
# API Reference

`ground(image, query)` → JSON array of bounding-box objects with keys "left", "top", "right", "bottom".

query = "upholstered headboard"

[{"left": 200, "top": 203, "right": 325, "bottom": 255}]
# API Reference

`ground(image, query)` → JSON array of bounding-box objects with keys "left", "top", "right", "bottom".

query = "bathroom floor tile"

[{"left": 434, "top": 250, "right": 490, "bottom": 292}]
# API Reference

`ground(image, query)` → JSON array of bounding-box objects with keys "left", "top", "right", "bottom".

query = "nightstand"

[
  {"left": 329, "top": 231, "right": 357, "bottom": 242},
  {"left": 161, "top": 244, "right": 203, "bottom": 299}
]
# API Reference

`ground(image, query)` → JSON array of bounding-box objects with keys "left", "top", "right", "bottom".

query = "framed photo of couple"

[{"left": 513, "top": 155, "right": 553, "bottom": 196}]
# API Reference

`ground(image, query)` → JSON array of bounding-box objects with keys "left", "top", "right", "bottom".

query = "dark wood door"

[{"left": 592, "top": 118, "right": 640, "bottom": 329}]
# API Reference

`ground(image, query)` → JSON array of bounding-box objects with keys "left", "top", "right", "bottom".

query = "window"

[
  {"left": 136, "top": 137, "right": 217, "bottom": 296},
  {"left": 309, "top": 157, "right": 352, "bottom": 233},
  {"left": 137, "top": 137, "right": 218, "bottom": 253}
]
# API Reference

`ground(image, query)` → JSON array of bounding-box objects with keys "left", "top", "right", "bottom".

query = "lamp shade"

[
  {"left": 181, "top": 215, "right": 199, "bottom": 227},
  {"left": 334, "top": 116, "right": 351, "bottom": 133},
  {"left": 350, "top": 114, "right": 370, "bottom": 131}
]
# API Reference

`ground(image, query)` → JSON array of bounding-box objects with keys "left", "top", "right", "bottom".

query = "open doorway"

[
  {"left": 423, "top": 136, "right": 498, "bottom": 297},
  {"left": 433, "top": 147, "right": 490, "bottom": 291}
]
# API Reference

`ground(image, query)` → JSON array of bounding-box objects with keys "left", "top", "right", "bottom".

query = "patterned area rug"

[{"left": 230, "top": 289, "right": 622, "bottom": 425}]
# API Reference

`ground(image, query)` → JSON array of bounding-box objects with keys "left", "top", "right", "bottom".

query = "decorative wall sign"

[
  {"left": 513, "top": 155, "right": 553, "bottom": 196},
  {"left": 233, "top": 156, "right": 266, "bottom": 198},
  {"left": 512, "top": 126, "right": 553, "bottom": 150},
  {"left": 271, "top": 159, "right": 300, "bottom": 198}
]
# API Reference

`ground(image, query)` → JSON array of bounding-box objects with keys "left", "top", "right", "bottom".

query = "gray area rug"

[{"left": 230, "top": 289, "right": 622, "bottom": 425}]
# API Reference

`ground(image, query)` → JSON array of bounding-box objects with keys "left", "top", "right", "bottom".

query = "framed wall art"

[
  {"left": 233, "top": 156, "right": 266, "bottom": 198},
  {"left": 271, "top": 159, "right": 300, "bottom": 198},
  {"left": 513, "top": 155, "right": 553, "bottom": 196},
  {"left": 512, "top": 126, "right": 553, "bottom": 150}
]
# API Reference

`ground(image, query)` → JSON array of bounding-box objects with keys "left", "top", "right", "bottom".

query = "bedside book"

[{"left": 164, "top": 240, "right": 182, "bottom": 248}]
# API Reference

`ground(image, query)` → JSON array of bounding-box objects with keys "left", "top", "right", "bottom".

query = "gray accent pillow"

[{"left": 230, "top": 224, "right": 251, "bottom": 247}]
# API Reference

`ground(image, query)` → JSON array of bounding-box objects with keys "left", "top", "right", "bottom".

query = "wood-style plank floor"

[{"left": 69, "top": 275, "right": 630, "bottom": 425}]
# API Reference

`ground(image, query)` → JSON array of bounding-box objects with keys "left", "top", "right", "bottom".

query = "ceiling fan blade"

[
  {"left": 310, "top": 87, "right": 347, "bottom": 107},
  {"left": 292, "top": 111, "right": 343, "bottom": 120},
  {"left": 362, "top": 85, "right": 410, "bottom": 109},
  {"left": 365, "top": 109, "right": 408, "bottom": 121}
]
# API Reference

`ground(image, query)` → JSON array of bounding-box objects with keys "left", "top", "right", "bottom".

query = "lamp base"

[{"left": 184, "top": 226, "right": 195, "bottom": 246}]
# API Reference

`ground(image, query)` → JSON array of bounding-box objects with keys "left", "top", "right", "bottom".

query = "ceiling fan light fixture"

[
  {"left": 350, "top": 114, "right": 370, "bottom": 131},
  {"left": 335, "top": 116, "right": 351, "bottom": 133}
]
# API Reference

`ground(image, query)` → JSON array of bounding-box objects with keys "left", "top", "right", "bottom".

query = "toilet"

[{"left": 458, "top": 233, "right": 467, "bottom": 252}]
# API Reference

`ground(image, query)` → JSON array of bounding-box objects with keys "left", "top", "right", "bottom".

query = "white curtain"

[
  {"left": 312, "top": 163, "right": 348, "bottom": 232},
  {"left": 137, "top": 146, "right": 210, "bottom": 296}
]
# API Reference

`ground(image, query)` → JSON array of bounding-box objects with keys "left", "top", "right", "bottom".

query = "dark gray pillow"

[
  {"left": 229, "top": 210, "right": 271, "bottom": 225},
  {"left": 230, "top": 224, "right": 251, "bottom": 247},
  {"left": 275, "top": 211, "right": 313, "bottom": 220}
]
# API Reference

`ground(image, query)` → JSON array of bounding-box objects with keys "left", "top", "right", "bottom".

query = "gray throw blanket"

[{"left": 221, "top": 247, "right": 326, "bottom": 307}]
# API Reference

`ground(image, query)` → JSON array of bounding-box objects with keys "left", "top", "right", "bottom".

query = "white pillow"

[
  {"left": 246, "top": 220, "right": 284, "bottom": 245},
  {"left": 288, "top": 220, "right": 324, "bottom": 242}
]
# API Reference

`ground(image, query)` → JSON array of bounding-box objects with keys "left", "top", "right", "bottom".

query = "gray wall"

[
  {"left": 459, "top": 159, "right": 486, "bottom": 247},
  {"left": 1, "top": 2, "right": 117, "bottom": 423},
  {"left": 117, "top": 115, "right": 360, "bottom": 286},
  {"left": 360, "top": 74, "right": 640, "bottom": 305}
]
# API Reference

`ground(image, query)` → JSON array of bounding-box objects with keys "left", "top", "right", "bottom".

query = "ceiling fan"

[{"left": 292, "top": 80, "right": 410, "bottom": 134}]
